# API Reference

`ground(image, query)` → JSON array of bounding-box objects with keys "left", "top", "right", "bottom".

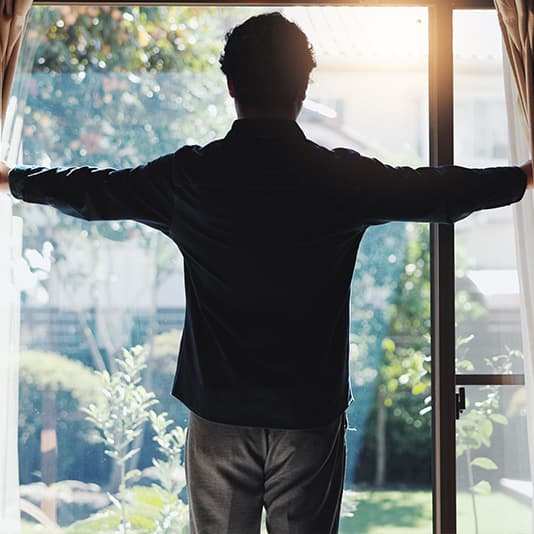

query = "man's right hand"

[
  {"left": 520, "top": 160, "right": 534, "bottom": 189},
  {"left": 0, "top": 161, "right": 11, "bottom": 194}
]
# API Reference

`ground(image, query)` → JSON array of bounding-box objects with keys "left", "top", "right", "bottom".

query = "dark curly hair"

[{"left": 219, "top": 12, "right": 316, "bottom": 112}]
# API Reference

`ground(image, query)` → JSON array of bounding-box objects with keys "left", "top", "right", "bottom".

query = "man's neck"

[
  {"left": 235, "top": 102, "right": 301, "bottom": 121},
  {"left": 237, "top": 111, "right": 297, "bottom": 121}
]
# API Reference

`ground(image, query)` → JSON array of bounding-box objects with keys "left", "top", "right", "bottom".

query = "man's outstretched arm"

[
  {"left": 332, "top": 149, "right": 534, "bottom": 225},
  {"left": 0, "top": 156, "right": 177, "bottom": 233}
]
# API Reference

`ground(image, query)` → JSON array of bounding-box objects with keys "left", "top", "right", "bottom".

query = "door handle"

[{"left": 456, "top": 387, "right": 466, "bottom": 419}]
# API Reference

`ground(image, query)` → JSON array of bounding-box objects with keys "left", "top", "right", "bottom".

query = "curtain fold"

[
  {"left": 495, "top": 0, "right": 534, "bottom": 161},
  {"left": 0, "top": 0, "right": 32, "bottom": 129},
  {"left": 0, "top": 199, "right": 22, "bottom": 534},
  {"left": 504, "top": 54, "right": 534, "bottom": 533},
  {"left": 0, "top": 1, "right": 32, "bottom": 532},
  {"left": 496, "top": 1, "right": 534, "bottom": 531}
]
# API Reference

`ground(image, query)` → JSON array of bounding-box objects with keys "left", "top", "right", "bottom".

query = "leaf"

[
  {"left": 382, "top": 338, "right": 395, "bottom": 353},
  {"left": 457, "top": 334, "right": 474, "bottom": 348},
  {"left": 412, "top": 382, "right": 427, "bottom": 395},
  {"left": 419, "top": 405, "right": 432, "bottom": 416},
  {"left": 472, "top": 480, "right": 491, "bottom": 494},
  {"left": 107, "top": 492, "right": 121, "bottom": 509},
  {"left": 387, "top": 378, "right": 398, "bottom": 393},
  {"left": 456, "top": 359, "right": 475, "bottom": 371},
  {"left": 479, "top": 419, "right": 493, "bottom": 439},
  {"left": 124, "top": 469, "right": 141, "bottom": 482},
  {"left": 122, "top": 447, "right": 141, "bottom": 463},
  {"left": 490, "top": 413, "right": 508, "bottom": 425},
  {"left": 470, "top": 457, "right": 498, "bottom": 470}
]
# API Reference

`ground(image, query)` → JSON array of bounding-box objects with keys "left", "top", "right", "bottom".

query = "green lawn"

[
  {"left": 339, "top": 490, "right": 531, "bottom": 534},
  {"left": 456, "top": 491, "right": 531, "bottom": 534},
  {"left": 339, "top": 490, "right": 432, "bottom": 534},
  {"left": 22, "top": 490, "right": 531, "bottom": 534}
]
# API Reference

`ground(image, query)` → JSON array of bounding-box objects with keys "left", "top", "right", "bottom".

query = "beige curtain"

[
  {"left": 494, "top": 0, "right": 534, "bottom": 158},
  {"left": 495, "top": 1, "right": 534, "bottom": 531},
  {"left": 0, "top": 1, "right": 31, "bottom": 532},
  {"left": 0, "top": 0, "right": 32, "bottom": 131}
]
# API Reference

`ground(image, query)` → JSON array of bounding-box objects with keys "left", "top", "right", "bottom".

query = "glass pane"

[
  {"left": 454, "top": 11, "right": 524, "bottom": 376},
  {"left": 12, "top": 6, "right": 430, "bottom": 533},
  {"left": 298, "top": 10, "right": 432, "bottom": 532},
  {"left": 457, "top": 385, "right": 531, "bottom": 534},
  {"left": 453, "top": 10, "right": 532, "bottom": 534}
]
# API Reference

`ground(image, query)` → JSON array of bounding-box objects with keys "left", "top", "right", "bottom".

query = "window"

[
  {"left": 7, "top": 3, "right": 528, "bottom": 534},
  {"left": 453, "top": 10, "right": 531, "bottom": 533},
  {"left": 10, "top": 6, "right": 434, "bottom": 533}
]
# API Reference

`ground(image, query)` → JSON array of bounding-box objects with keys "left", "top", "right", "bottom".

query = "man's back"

[
  {"left": 172, "top": 119, "right": 365, "bottom": 428},
  {"left": 162, "top": 118, "right": 526, "bottom": 428}
]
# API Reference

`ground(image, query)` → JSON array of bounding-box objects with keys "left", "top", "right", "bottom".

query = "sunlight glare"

[{"left": 284, "top": 7, "right": 428, "bottom": 65}]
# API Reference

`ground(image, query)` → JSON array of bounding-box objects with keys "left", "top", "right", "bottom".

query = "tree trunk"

[
  {"left": 40, "top": 388, "right": 57, "bottom": 522},
  {"left": 76, "top": 309, "right": 107, "bottom": 372},
  {"left": 129, "top": 233, "right": 160, "bottom": 474},
  {"left": 374, "top": 388, "right": 387, "bottom": 487}
]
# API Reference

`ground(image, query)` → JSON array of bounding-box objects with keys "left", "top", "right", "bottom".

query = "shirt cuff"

[{"left": 8, "top": 165, "right": 37, "bottom": 200}]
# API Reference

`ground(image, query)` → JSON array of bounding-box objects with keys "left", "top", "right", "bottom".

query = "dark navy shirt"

[{"left": 9, "top": 119, "right": 527, "bottom": 428}]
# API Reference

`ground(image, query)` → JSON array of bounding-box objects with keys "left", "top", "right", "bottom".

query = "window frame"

[
  {"left": 19, "top": 1, "right": 503, "bottom": 533},
  {"left": 30, "top": 0, "right": 494, "bottom": 6}
]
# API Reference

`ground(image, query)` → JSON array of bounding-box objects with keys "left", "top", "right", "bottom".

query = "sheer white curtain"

[
  {"left": 0, "top": 195, "right": 22, "bottom": 534},
  {"left": 0, "top": 0, "right": 32, "bottom": 530},
  {"left": 494, "top": 1, "right": 534, "bottom": 529},
  {"left": 503, "top": 37, "right": 534, "bottom": 534},
  {"left": 1, "top": 96, "right": 24, "bottom": 534}
]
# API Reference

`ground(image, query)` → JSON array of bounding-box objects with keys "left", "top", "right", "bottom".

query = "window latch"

[{"left": 456, "top": 387, "right": 466, "bottom": 419}]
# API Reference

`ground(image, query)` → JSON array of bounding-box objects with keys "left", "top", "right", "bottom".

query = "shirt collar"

[{"left": 226, "top": 119, "right": 306, "bottom": 141}]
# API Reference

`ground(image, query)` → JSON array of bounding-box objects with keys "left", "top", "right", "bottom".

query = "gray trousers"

[{"left": 185, "top": 411, "right": 346, "bottom": 534}]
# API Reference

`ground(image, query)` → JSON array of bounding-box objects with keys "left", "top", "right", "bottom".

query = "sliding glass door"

[
  {"left": 8, "top": 6, "right": 434, "bottom": 533},
  {"left": 453, "top": 10, "right": 532, "bottom": 534},
  {"left": 4, "top": 1, "right": 530, "bottom": 533}
]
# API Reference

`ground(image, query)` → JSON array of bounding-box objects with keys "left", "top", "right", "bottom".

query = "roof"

[{"left": 282, "top": 7, "right": 502, "bottom": 67}]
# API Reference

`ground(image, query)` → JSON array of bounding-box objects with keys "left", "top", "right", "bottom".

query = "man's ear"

[{"left": 227, "top": 78, "right": 236, "bottom": 98}]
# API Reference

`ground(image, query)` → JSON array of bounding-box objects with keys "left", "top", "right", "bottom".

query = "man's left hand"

[
  {"left": 0, "top": 161, "right": 12, "bottom": 194},
  {"left": 520, "top": 160, "right": 534, "bottom": 189}
]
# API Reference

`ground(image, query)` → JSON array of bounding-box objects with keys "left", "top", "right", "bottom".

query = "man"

[{"left": 0, "top": 12, "right": 532, "bottom": 534}]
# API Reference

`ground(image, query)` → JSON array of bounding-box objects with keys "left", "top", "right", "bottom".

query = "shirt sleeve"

[
  {"left": 333, "top": 148, "right": 527, "bottom": 225},
  {"left": 8, "top": 153, "right": 176, "bottom": 234}
]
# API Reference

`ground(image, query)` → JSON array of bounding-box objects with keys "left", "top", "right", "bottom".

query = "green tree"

[
  {"left": 347, "top": 221, "right": 409, "bottom": 482},
  {"left": 84, "top": 346, "right": 158, "bottom": 534},
  {"left": 19, "top": 349, "right": 106, "bottom": 528},
  {"left": 351, "top": 223, "right": 432, "bottom": 486},
  {"left": 63, "top": 346, "right": 190, "bottom": 534},
  {"left": 148, "top": 410, "right": 188, "bottom": 534},
  {"left": 19, "top": 350, "right": 104, "bottom": 485},
  {"left": 21, "top": 6, "right": 235, "bottom": 169}
]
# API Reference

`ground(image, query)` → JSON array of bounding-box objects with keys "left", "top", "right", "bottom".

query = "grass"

[
  {"left": 22, "top": 489, "right": 531, "bottom": 533},
  {"left": 339, "top": 490, "right": 432, "bottom": 534},
  {"left": 456, "top": 491, "right": 531, "bottom": 534},
  {"left": 339, "top": 489, "right": 531, "bottom": 534}
]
